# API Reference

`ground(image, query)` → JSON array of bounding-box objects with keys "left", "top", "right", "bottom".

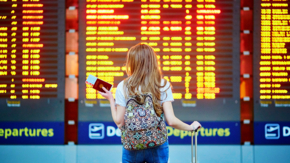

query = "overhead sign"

[
  {"left": 0, "top": 122, "right": 64, "bottom": 144},
  {"left": 0, "top": 0, "right": 65, "bottom": 122},
  {"left": 253, "top": 0, "right": 290, "bottom": 122},
  {"left": 78, "top": 0, "right": 241, "bottom": 122},
  {"left": 78, "top": 121, "right": 240, "bottom": 144},
  {"left": 254, "top": 122, "right": 290, "bottom": 144}
]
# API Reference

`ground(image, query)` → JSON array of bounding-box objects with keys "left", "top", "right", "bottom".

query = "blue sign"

[
  {"left": 167, "top": 121, "right": 240, "bottom": 144},
  {"left": 79, "top": 122, "right": 121, "bottom": 144},
  {"left": 78, "top": 121, "right": 240, "bottom": 144},
  {"left": 0, "top": 122, "right": 64, "bottom": 144},
  {"left": 254, "top": 122, "right": 290, "bottom": 144}
]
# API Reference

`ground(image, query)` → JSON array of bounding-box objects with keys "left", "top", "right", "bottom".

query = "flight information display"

[
  {"left": 254, "top": 0, "right": 290, "bottom": 121},
  {"left": 79, "top": 0, "right": 240, "bottom": 121},
  {"left": 0, "top": 0, "right": 65, "bottom": 121}
]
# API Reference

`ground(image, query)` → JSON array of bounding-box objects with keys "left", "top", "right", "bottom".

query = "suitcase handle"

[{"left": 191, "top": 130, "right": 198, "bottom": 163}]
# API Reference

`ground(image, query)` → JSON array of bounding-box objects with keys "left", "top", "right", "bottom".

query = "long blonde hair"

[{"left": 123, "top": 43, "right": 168, "bottom": 116}]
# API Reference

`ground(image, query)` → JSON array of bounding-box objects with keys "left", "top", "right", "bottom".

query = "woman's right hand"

[
  {"left": 190, "top": 121, "right": 202, "bottom": 131},
  {"left": 99, "top": 87, "right": 114, "bottom": 102}
]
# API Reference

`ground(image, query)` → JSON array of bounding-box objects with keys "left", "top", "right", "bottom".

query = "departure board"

[
  {"left": 254, "top": 0, "right": 290, "bottom": 121},
  {"left": 79, "top": 0, "right": 240, "bottom": 121},
  {"left": 0, "top": 0, "right": 65, "bottom": 121}
]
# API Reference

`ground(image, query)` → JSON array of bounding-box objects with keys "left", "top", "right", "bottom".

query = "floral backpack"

[{"left": 120, "top": 93, "right": 167, "bottom": 150}]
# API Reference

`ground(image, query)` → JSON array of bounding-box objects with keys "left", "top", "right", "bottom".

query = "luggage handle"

[{"left": 191, "top": 127, "right": 200, "bottom": 163}]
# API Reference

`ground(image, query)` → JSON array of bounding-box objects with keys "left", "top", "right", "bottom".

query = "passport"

[{"left": 86, "top": 74, "right": 113, "bottom": 93}]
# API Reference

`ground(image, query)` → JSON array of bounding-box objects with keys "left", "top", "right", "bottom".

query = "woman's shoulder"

[
  {"left": 161, "top": 78, "right": 170, "bottom": 85},
  {"left": 116, "top": 80, "right": 125, "bottom": 89},
  {"left": 161, "top": 78, "right": 167, "bottom": 84},
  {"left": 160, "top": 78, "right": 171, "bottom": 91}
]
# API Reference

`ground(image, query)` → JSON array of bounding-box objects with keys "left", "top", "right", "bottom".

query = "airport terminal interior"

[{"left": 0, "top": 0, "right": 290, "bottom": 162}]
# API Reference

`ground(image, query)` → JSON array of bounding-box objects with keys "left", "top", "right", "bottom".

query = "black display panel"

[
  {"left": 79, "top": 0, "right": 240, "bottom": 122},
  {"left": 254, "top": 0, "right": 290, "bottom": 121},
  {"left": 0, "top": 0, "right": 65, "bottom": 121}
]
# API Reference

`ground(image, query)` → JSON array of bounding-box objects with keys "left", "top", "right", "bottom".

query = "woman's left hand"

[{"left": 98, "top": 87, "right": 114, "bottom": 102}]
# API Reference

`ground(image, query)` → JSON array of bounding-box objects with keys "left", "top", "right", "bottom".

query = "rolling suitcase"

[{"left": 191, "top": 131, "right": 198, "bottom": 163}]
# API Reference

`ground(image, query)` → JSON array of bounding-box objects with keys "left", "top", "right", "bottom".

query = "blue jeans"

[{"left": 122, "top": 141, "right": 169, "bottom": 163}]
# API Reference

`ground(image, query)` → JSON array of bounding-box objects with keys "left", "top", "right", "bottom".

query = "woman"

[{"left": 99, "top": 43, "right": 201, "bottom": 163}]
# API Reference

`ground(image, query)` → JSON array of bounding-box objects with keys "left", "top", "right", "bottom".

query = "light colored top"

[{"left": 115, "top": 79, "right": 174, "bottom": 107}]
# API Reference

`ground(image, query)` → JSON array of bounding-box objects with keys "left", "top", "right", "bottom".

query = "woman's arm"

[
  {"left": 163, "top": 101, "right": 201, "bottom": 131},
  {"left": 115, "top": 105, "right": 125, "bottom": 128},
  {"left": 99, "top": 87, "right": 125, "bottom": 128}
]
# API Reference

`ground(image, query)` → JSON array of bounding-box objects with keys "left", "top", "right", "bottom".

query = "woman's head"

[
  {"left": 124, "top": 43, "right": 168, "bottom": 116},
  {"left": 125, "top": 43, "right": 159, "bottom": 78}
]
